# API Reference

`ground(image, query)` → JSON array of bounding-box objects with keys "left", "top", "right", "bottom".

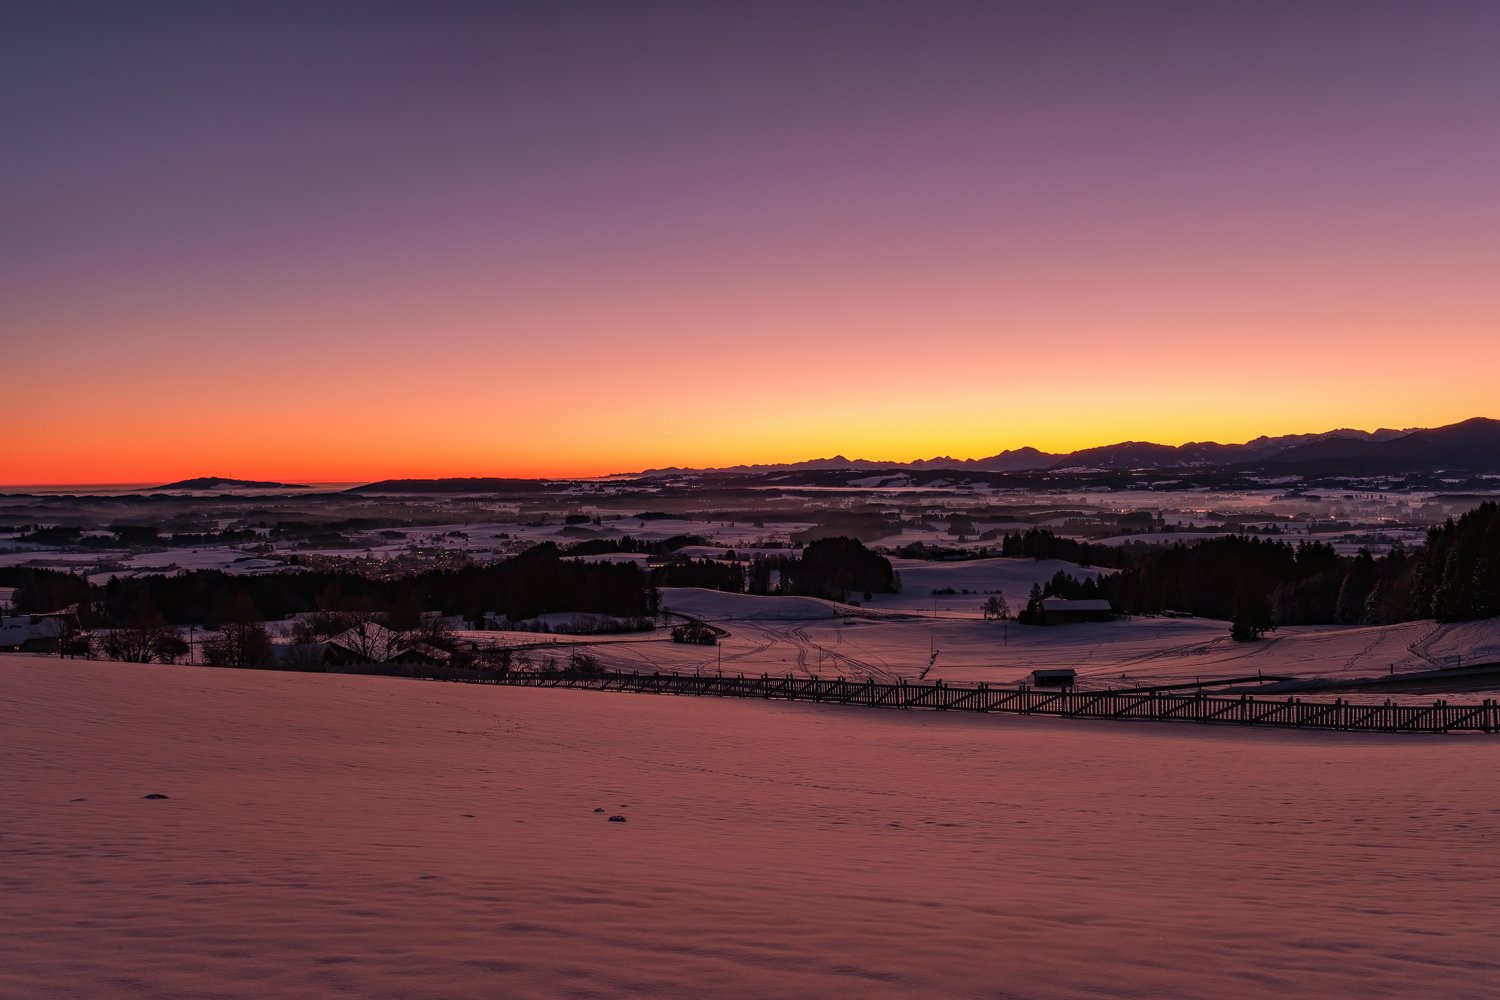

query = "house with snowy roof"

[{"left": 1039, "top": 597, "right": 1115, "bottom": 625}]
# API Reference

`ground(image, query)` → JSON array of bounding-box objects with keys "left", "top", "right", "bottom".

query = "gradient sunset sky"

[{"left": 4, "top": 2, "right": 1497, "bottom": 484}]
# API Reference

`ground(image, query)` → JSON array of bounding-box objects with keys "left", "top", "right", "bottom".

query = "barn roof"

[{"left": 1040, "top": 598, "right": 1114, "bottom": 612}]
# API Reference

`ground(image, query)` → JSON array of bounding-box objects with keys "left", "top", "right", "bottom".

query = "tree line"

[
  {"left": 4, "top": 535, "right": 904, "bottom": 634},
  {"left": 995, "top": 528, "right": 1131, "bottom": 568},
  {"left": 4, "top": 541, "right": 657, "bottom": 629},
  {"left": 970, "top": 504, "right": 1500, "bottom": 641},
  {"left": 1069, "top": 503, "right": 1500, "bottom": 639},
  {"left": 567, "top": 534, "right": 706, "bottom": 556},
  {"left": 778, "top": 537, "right": 897, "bottom": 600}
]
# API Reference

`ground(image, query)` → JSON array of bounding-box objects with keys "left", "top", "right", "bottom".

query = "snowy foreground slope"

[{"left": 2, "top": 657, "right": 1497, "bottom": 999}]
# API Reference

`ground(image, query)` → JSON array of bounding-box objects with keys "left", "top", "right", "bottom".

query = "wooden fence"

[{"left": 334, "top": 663, "right": 1499, "bottom": 734}]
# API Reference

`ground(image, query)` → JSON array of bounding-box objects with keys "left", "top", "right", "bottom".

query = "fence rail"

[{"left": 334, "top": 663, "right": 1499, "bottom": 734}]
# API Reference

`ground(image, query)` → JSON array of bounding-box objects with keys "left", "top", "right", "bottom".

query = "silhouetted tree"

[
  {"left": 1335, "top": 549, "right": 1378, "bottom": 624},
  {"left": 1230, "top": 582, "right": 1276, "bottom": 642},
  {"left": 778, "top": 537, "right": 894, "bottom": 599},
  {"left": 671, "top": 622, "right": 717, "bottom": 644},
  {"left": 1419, "top": 503, "right": 1500, "bottom": 622},
  {"left": 35, "top": 613, "right": 85, "bottom": 658},
  {"left": 101, "top": 594, "right": 179, "bottom": 662},
  {"left": 1018, "top": 584, "right": 1046, "bottom": 624},
  {"left": 747, "top": 556, "right": 775, "bottom": 595},
  {"left": 202, "top": 592, "right": 270, "bottom": 667}
]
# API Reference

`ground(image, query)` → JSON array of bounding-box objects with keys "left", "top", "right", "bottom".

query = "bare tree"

[
  {"left": 982, "top": 594, "right": 1010, "bottom": 620},
  {"left": 327, "top": 618, "right": 400, "bottom": 661},
  {"left": 407, "top": 611, "right": 458, "bottom": 651},
  {"left": 155, "top": 632, "right": 190, "bottom": 663},
  {"left": 101, "top": 614, "right": 180, "bottom": 662},
  {"left": 203, "top": 621, "right": 270, "bottom": 666},
  {"left": 296, "top": 591, "right": 404, "bottom": 660},
  {"left": 477, "top": 645, "right": 514, "bottom": 674},
  {"left": 34, "top": 613, "right": 86, "bottom": 658},
  {"left": 281, "top": 641, "right": 326, "bottom": 671},
  {"left": 202, "top": 593, "right": 271, "bottom": 667},
  {"left": 294, "top": 609, "right": 363, "bottom": 644}
]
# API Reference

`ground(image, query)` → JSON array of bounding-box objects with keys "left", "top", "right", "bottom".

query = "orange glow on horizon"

[
  {"left": 10, "top": 215, "right": 1498, "bottom": 486},
  {"left": 8, "top": 7, "right": 1498, "bottom": 486},
  {"left": 7, "top": 390, "right": 1496, "bottom": 486},
  {"left": 8, "top": 256, "right": 1497, "bottom": 485}
]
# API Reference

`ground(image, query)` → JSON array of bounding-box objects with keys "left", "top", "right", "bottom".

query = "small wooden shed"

[{"left": 1032, "top": 668, "right": 1077, "bottom": 688}]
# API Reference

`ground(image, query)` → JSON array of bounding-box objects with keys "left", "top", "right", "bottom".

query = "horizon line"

[{"left": 7, "top": 416, "right": 1487, "bottom": 489}]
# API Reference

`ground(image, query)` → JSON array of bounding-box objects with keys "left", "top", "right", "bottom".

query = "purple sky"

[{"left": 4, "top": 2, "right": 1497, "bottom": 480}]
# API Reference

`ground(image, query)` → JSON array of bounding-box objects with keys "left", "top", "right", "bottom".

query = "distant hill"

[
  {"left": 152, "top": 477, "right": 308, "bottom": 491},
  {"left": 638, "top": 446, "right": 1061, "bottom": 476},
  {"left": 346, "top": 478, "right": 560, "bottom": 494}
]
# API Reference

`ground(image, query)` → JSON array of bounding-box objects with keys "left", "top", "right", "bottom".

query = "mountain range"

[{"left": 632, "top": 418, "right": 1500, "bottom": 476}]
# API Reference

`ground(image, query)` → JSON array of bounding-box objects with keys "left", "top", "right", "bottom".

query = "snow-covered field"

[
  {"left": 532, "top": 586, "right": 1500, "bottom": 701},
  {"left": 0, "top": 518, "right": 812, "bottom": 583},
  {"left": 0, "top": 485, "right": 1452, "bottom": 584},
  {"left": 2, "top": 656, "right": 1496, "bottom": 999}
]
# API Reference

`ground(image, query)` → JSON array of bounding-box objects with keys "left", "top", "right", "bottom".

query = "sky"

[{"left": 3, "top": 1, "right": 1497, "bottom": 484}]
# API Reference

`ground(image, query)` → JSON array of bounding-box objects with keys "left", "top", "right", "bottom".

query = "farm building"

[
  {"left": 1032, "top": 668, "right": 1077, "bottom": 688},
  {"left": 1039, "top": 597, "right": 1115, "bottom": 625},
  {"left": 0, "top": 612, "right": 82, "bottom": 652},
  {"left": 0, "top": 616, "right": 38, "bottom": 651}
]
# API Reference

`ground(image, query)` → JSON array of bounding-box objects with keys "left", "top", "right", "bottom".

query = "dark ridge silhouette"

[
  {"left": 1044, "top": 441, "right": 1201, "bottom": 470},
  {"left": 315, "top": 419, "right": 1496, "bottom": 490},
  {"left": 639, "top": 446, "right": 1062, "bottom": 475},
  {"left": 623, "top": 423, "right": 1454, "bottom": 476},
  {"left": 153, "top": 478, "right": 308, "bottom": 490},
  {"left": 1043, "top": 428, "right": 1410, "bottom": 471},
  {"left": 346, "top": 478, "right": 560, "bottom": 494},
  {"left": 1244, "top": 417, "right": 1500, "bottom": 474}
]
